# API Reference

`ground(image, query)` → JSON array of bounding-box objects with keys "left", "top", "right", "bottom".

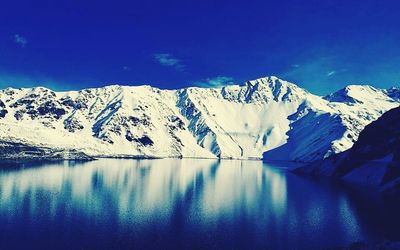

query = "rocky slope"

[
  {"left": 0, "top": 140, "right": 94, "bottom": 160},
  {"left": 0, "top": 76, "right": 398, "bottom": 160},
  {"left": 294, "top": 106, "right": 400, "bottom": 195}
]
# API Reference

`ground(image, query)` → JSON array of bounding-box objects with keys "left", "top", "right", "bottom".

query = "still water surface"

[{"left": 0, "top": 159, "right": 399, "bottom": 249}]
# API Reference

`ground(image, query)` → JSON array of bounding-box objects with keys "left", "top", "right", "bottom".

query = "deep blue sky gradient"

[{"left": 1, "top": 0, "right": 400, "bottom": 95}]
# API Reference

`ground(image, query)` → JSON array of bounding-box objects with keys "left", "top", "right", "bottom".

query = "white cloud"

[
  {"left": 153, "top": 53, "right": 185, "bottom": 71},
  {"left": 193, "top": 76, "right": 235, "bottom": 88},
  {"left": 326, "top": 71, "right": 336, "bottom": 77},
  {"left": 14, "top": 34, "right": 27, "bottom": 48}
]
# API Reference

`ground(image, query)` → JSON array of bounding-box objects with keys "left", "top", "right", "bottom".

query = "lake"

[{"left": 0, "top": 159, "right": 399, "bottom": 249}]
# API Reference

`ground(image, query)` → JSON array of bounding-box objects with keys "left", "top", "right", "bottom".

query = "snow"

[{"left": 0, "top": 76, "right": 399, "bottom": 161}]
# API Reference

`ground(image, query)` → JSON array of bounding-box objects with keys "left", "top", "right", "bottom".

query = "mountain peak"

[
  {"left": 248, "top": 76, "right": 299, "bottom": 87},
  {"left": 324, "top": 84, "right": 391, "bottom": 104},
  {"left": 243, "top": 76, "right": 308, "bottom": 102}
]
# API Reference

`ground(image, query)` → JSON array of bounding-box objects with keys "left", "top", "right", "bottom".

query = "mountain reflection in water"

[{"left": 0, "top": 159, "right": 399, "bottom": 249}]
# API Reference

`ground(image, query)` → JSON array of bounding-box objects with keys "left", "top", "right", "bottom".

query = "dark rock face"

[
  {"left": 0, "top": 99, "right": 6, "bottom": 108},
  {"left": 0, "top": 109, "right": 7, "bottom": 118},
  {"left": 332, "top": 107, "right": 400, "bottom": 178},
  {"left": 60, "top": 96, "right": 88, "bottom": 110},
  {"left": 168, "top": 115, "right": 185, "bottom": 130},
  {"left": 125, "top": 134, "right": 154, "bottom": 146},
  {"left": 134, "top": 135, "right": 154, "bottom": 146},
  {"left": 64, "top": 116, "right": 84, "bottom": 132},
  {"left": 128, "top": 115, "right": 150, "bottom": 126},
  {"left": 352, "top": 107, "right": 400, "bottom": 158},
  {"left": 9, "top": 92, "right": 66, "bottom": 120},
  {"left": 295, "top": 106, "right": 400, "bottom": 195},
  {"left": 37, "top": 102, "right": 66, "bottom": 119},
  {"left": 0, "top": 99, "right": 7, "bottom": 118},
  {"left": 125, "top": 132, "right": 134, "bottom": 142}
]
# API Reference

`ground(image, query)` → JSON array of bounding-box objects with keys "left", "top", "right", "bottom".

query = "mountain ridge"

[{"left": 0, "top": 76, "right": 398, "bottom": 160}]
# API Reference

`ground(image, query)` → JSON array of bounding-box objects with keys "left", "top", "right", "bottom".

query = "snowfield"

[{"left": 0, "top": 76, "right": 398, "bottom": 161}]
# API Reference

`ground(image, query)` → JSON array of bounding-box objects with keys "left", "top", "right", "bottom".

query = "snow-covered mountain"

[
  {"left": 0, "top": 76, "right": 398, "bottom": 161},
  {"left": 294, "top": 106, "right": 400, "bottom": 195}
]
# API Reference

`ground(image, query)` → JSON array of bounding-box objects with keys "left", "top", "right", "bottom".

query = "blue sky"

[{"left": 0, "top": 0, "right": 399, "bottom": 95}]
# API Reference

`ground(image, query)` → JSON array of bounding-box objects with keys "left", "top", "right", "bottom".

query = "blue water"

[{"left": 0, "top": 159, "right": 399, "bottom": 249}]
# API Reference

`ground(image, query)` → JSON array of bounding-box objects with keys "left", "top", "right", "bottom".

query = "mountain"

[
  {"left": 294, "top": 106, "right": 400, "bottom": 195},
  {"left": 0, "top": 76, "right": 398, "bottom": 160}
]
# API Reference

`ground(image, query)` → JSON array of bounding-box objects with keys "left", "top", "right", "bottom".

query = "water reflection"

[
  {"left": 0, "top": 159, "right": 287, "bottom": 228},
  {"left": 0, "top": 159, "right": 398, "bottom": 249}
]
